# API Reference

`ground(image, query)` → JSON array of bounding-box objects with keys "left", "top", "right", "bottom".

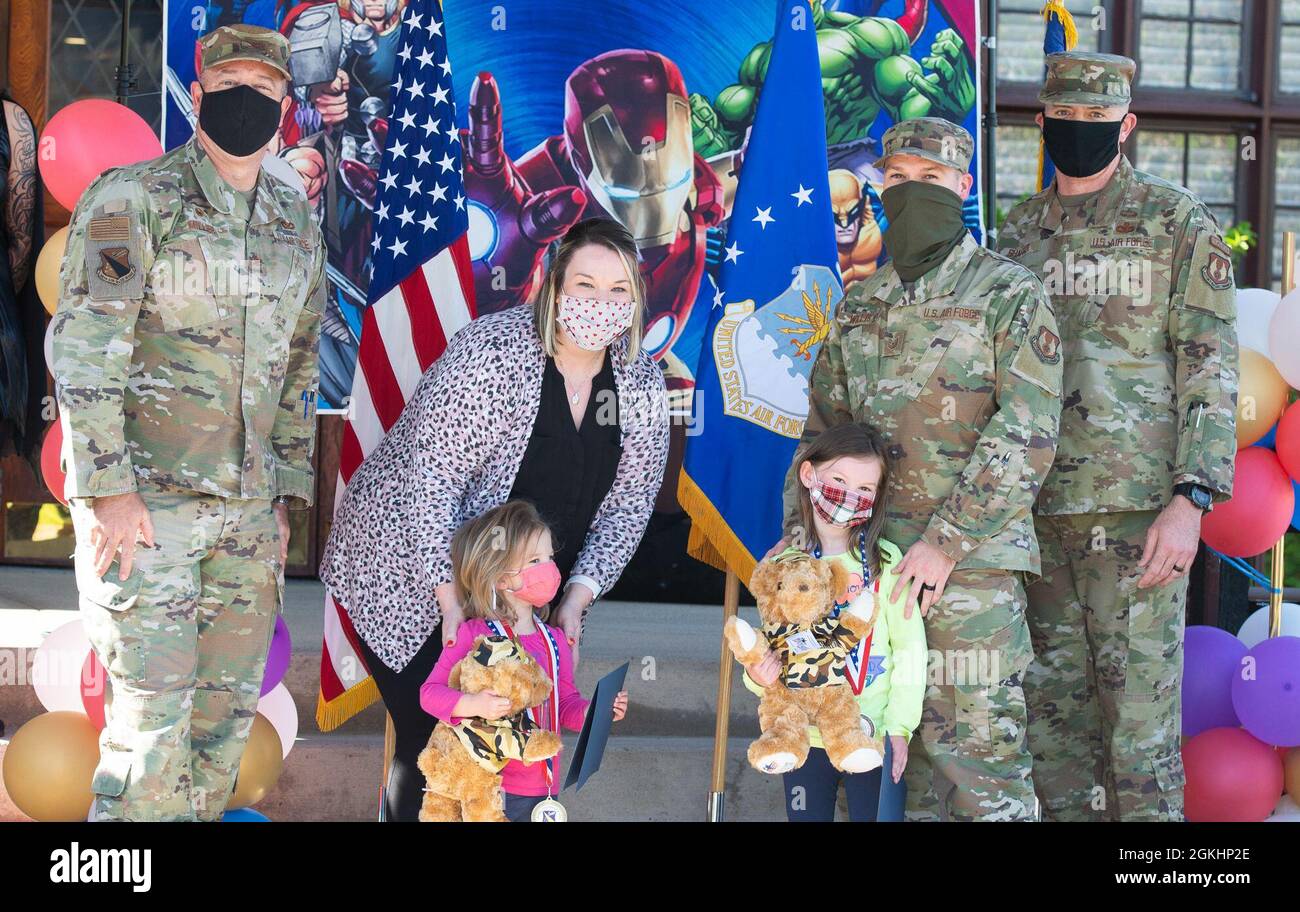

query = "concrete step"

[
  {"left": 1, "top": 566, "right": 765, "bottom": 739},
  {"left": 1, "top": 731, "right": 789, "bottom": 822},
  {"left": 2, "top": 565, "right": 787, "bottom": 821}
]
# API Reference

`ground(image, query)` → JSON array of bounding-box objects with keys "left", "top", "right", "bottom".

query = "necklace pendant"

[{"left": 570, "top": 391, "right": 580, "bottom": 405}]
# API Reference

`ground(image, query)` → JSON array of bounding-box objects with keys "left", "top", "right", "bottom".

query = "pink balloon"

[
  {"left": 1201, "top": 447, "right": 1295, "bottom": 558},
  {"left": 40, "top": 420, "right": 66, "bottom": 505},
  {"left": 38, "top": 100, "right": 162, "bottom": 211}
]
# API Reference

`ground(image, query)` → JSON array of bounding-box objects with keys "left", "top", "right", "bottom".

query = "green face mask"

[{"left": 880, "top": 181, "right": 968, "bottom": 282}]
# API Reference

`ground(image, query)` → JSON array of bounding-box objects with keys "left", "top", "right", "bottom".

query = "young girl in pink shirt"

[{"left": 420, "top": 501, "right": 628, "bottom": 821}]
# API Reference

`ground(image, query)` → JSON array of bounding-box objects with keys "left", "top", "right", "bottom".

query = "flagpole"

[
  {"left": 708, "top": 569, "right": 741, "bottom": 822},
  {"left": 1273, "top": 232, "right": 1296, "bottom": 639},
  {"left": 982, "top": 0, "right": 998, "bottom": 243},
  {"left": 379, "top": 713, "right": 395, "bottom": 821}
]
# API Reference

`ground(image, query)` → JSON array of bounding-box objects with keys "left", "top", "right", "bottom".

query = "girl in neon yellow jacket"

[{"left": 747, "top": 423, "right": 926, "bottom": 821}]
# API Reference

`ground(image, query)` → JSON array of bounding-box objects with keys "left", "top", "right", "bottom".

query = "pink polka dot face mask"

[{"left": 557, "top": 294, "right": 637, "bottom": 351}]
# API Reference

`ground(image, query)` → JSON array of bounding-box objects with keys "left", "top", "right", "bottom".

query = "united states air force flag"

[{"left": 678, "top": 0, "right": 840, "bottom": 584}]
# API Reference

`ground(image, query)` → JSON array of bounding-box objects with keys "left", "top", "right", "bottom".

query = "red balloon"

[
  {"left": 81, "top": 649, "right": 106, "bottom": 732},
  {"left": 1277, "top": 402, "right": 1300, "bottom": 483},
  {"left": 1201, "top": 447, "right": 1294, "bottom": 557},
  {"left": 1183, "top": 727, "right": 1284, "bottom": 822},
  {"left": 38, "top": 99, "right": 163, "bottom": 211},
  {"left": 40, "top": 420, "right": 67, "bottom": 505}
]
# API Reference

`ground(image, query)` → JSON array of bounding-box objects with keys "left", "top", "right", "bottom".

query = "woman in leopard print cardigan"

[{"left": 319, "top": 219, "right": 670, "bottom": 820}]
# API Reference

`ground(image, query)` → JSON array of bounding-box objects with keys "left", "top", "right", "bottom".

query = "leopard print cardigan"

[{"left": 318, "top": 304, "right": 671, "bottom": 673}]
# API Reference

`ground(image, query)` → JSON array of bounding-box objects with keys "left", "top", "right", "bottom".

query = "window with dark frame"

[{"left": 1137, "top": 0, "right": 1246, "bottom": 93}]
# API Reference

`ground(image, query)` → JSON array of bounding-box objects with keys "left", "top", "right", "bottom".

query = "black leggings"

[{"left": 353, "top": 625, "right": 444, "bottom": 822}]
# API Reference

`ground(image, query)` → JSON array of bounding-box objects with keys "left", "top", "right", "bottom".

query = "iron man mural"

[{"left": 461, "top": 51, "right": 737, "bottom": 408}]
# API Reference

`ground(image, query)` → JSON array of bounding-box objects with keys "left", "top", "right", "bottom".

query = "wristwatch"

[{"left": 1172, "top": 482, "right": 1213, "bottom": 513}]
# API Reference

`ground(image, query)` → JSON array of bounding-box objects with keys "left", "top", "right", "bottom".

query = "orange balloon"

[
  {"left": 1, "top": 711, "right": 100, "bottom": 821},
  {"left": 35, "top": 226, "right": 69, "bottom": 317},
  {"left": 1237, "top": 348, "right": 1291, "bottom": 448},
  {"left": 227, "top": 714, "right": 284, "bottom": 810}
]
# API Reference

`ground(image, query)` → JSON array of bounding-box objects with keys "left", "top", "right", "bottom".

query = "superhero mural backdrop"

[{"left": 163, "top": 0, "right": 983, "bottom": 419}]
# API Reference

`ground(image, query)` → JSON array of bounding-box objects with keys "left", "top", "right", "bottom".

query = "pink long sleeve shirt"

[{"left": 420, "top": 618, "right": 590, "bottom": 797}]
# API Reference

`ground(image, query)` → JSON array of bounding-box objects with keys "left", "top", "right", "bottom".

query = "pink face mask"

[
  {"left": 557, "top": 294, "right": 636, "bottom": 351},
  {"left": 505, "top": 560, "right": 562, "bottom": 607}
]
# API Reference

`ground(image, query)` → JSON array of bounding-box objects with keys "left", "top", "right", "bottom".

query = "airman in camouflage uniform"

[
  {"left": 784, "top": 118, "right": 1062, "bottom": 821},
  {"left": 51, "top": 24, "right": 324, "bottom": 821},
  {"left": 998, "top": 53, "right": 1238, "bottom": 822}
]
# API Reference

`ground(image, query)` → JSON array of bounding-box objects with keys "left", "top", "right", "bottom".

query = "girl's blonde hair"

[
  {"left": 532, "top": 218, "right": 646, "bottom": 363},
  {"left": 792, "top": 422, "right": 892, "bottom": 578},
  {"left": 450, "top": 500, "right": 553, "bottom": 626}
]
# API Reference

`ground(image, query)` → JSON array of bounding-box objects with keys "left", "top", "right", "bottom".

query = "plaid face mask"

[{"left": 808, "top": 468, "right": 875, "bottom": 527}]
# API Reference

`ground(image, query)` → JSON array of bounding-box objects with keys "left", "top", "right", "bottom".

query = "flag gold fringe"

[
  {"left": 315, "top": 675, "right": 380, "bottom": 732},
  {"left": 1041, "top": 0, "right": 1078, "bottom": 47},
  {"left": 677, "top": 470, "right": 757, "bottom": 590}
]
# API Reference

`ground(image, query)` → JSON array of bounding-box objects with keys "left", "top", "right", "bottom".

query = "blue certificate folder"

[{"left": 563, "top": 661, "right": 630, "bottom": 791}]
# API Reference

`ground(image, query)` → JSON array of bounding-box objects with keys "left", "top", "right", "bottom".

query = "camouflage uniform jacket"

[
  {"left": 998, "top": 156, "right": 1238, "bottom": 514},
  {"left": 52, "top": 136, "right": 325, "bottom": 506},
  {"left": 784, "top": 233, "right": 1063, "bottom": 574}
]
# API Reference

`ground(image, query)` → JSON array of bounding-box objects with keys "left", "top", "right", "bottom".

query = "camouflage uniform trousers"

[
  {"left": 1024, "top": 510, "right": 1186, "bottom": 822},
  {"left": 72, "top": 479, "right": 282, "bottom": 822},
  {"left": 903, "top": 569, "right": 1039, "bottom": 822}
]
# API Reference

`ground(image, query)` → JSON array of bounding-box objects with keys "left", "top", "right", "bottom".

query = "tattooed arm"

[{"left": 4, "top": 99, "right": 36, "bottom": 293}]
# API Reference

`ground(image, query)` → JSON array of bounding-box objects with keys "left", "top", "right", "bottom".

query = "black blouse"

[{"left": 509, "top": 352, "right": 623, "bottom": 589}]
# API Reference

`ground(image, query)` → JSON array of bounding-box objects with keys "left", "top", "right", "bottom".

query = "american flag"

[{"left": 316, "top": 0, "right": 475, "bottom": 730}]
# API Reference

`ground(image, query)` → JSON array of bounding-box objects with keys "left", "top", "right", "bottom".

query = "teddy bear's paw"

[
  {"left": 753, "top": 751, "right": 798, "bottom": 775},
  {"left": 731, "top": 617, "right": 757, "bottom": 651},
  {"left": 840, "top": 747, "right": 884, "bottom": 774}
]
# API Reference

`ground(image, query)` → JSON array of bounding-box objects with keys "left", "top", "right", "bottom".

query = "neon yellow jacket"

[{"left": 743, "top": 538, "right": 927, "bottom": 748}]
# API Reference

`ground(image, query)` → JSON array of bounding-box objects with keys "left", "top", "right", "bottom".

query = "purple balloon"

[
  {"left": 1231, "top": 635, "right": 1300, "bottom": 747},
  {"left": 261, "top": 615, "right": 292, "bottom": 697},
  {"left": 1182, "top": 625, "right": 1247, "bottom": 736}
]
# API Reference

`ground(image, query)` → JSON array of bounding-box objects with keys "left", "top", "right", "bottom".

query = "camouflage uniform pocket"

[
  {"left": 74, "top": 553, "right": 144, "bottom": 611},
  {"left": 913, "top": 327, "right": 994, "bottom": 427},
  {"left": 91, "top": 744, "right": 133, "bottom": 798},
  {"left": 1150, "top": 752, "right": 1186, "bottom": 807},
  {"left": 148, "top": 239, "right": 228, "bottom": 331},
  {"left": 954, "top": 679, "right": 1029, "bottom": 760}
]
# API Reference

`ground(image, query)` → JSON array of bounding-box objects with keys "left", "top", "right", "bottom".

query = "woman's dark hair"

[
  {"left": 533, "top": 218, "right": 646, "bottom": 361},
  {"left": 792, "top": 422, "right": 892, "bottom": 578}
]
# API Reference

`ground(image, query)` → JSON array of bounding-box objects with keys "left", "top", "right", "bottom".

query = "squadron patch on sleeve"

[
  {"left": 85, "top": 211, "right": 145, "bottom": 302},
  {"left": 1200, "top": 235, "right": 1234, "bottom": 291},
  {"left": 1030, "top": 324, "right": 1062, "bottom": 364}
]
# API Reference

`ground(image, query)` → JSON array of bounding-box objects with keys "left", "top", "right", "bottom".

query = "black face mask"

[
  {"left": 198, "top": 84, "right": 282, "bottom": 158},
  {"left": 1041, "top": 116, "right": 1123, "bottom": 178},
  {"left": 880, "top": 181, "right": 967, "bottom": 282}
]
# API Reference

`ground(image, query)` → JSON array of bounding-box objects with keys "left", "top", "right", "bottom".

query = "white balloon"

[
  {"left": 1268, "top": 287, "right": 1300, "bottom": 388},
  {"left": 44, "top": 318, "right": 55, "bottom": 373},
  {"left": 261, "top": 152, "right": 307, "bottom": 197},
  {"left": 1266, "top": 795, "right": 1300, "bottom": 822},
  {"left": 257, "top": 682, "right": 298, "bottom": 759},
  {"left": 1237, "top": 287, "right": 1281, "bottom": 358},
  {"left": 32, "top": 618, "right": 92, "bottom": 714},
  {"left": 1236, "top": 602, "right": 1300, "bottom": 648}
]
